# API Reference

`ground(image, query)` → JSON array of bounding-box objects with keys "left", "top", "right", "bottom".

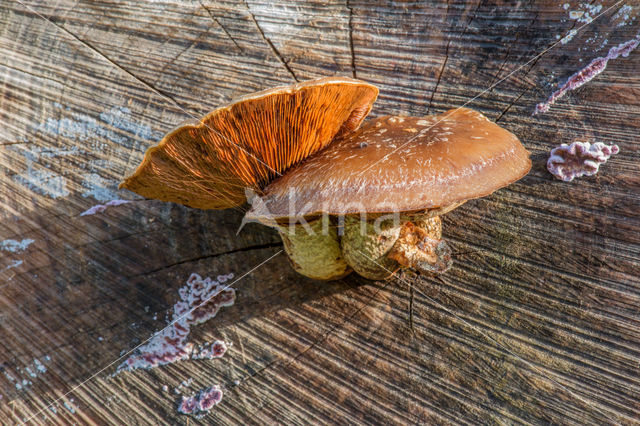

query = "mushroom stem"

[
  {"left": 341, "top": 215, "right": 451, "bottom": 279},
  {"left": 276, "top": 218, "right": 352, "bottom": 281}
]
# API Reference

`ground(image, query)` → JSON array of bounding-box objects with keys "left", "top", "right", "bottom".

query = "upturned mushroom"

[
  {"left": 120, "top": 77, "right": 531, "bottom": 281},
  {"left": 120, "top": 77, "right": 378, "bottom": 209},
  {"left": 245, "top": 108, "right": 531, "bottom": 280}
]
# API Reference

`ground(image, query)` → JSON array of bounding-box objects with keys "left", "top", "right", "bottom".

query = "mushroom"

[
  {"left": 119, "top": 77, "right": 378, "bottom": 209},
  {"left": 245, "top": 108, "right": 531, "bottom": 280},
  {"left": 120, "top": 77, "right": 531, "bottom": 281}
]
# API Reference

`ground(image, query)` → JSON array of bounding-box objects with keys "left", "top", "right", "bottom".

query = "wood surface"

[{"left": 1, "top": 0, "right": 639, "bottom": 424}]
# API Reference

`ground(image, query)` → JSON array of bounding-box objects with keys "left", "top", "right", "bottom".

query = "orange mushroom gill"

[{"left": 120, "top": 77, "right": 378, "bottom": 209}]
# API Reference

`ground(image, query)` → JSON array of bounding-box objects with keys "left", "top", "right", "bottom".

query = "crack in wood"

[
  {"left": 463, "top": 0, "right": 485, "bottom": 39},
  {"left": 495, "top": 86, "right": 530, "bottom": 122},
  {"left": 488, "top": 34, "right": 519, "bottom": 91},
  {"left": 0, "top": 61, "right": 66, "bottom": 88},
  {"left": 427, "top": 39, "right": 451, "bottom": 114},
  {"left": 243, "top": 0, "right": 299, "bottom": 82},
  {"left": 489, "top": 12, "right": 540, "bottom": 91},
  {"left": 427, "top": 0, "right": 484, "bottom": 114},
  {"left": 234, "top": 280, "right": 391, "bottom": 418},
  {"left": 199, "top": 0, "right": 245, "bottom": 53},
  {"left": 19, "top": 8, "right": 186, "bottom": 111},
  {"left": 127, "top": 242, "right": 283, "bottom": 279},
  {"left": 489, "top": 11, "right": 539, "bottom": 92},
  {"left": 409, "top": 277, "right": 415, "bottom": 334},
  {"left": 493, "top": 41, "right": 548, "bottom": 122},
  {"left": 0, "top": 141, "right": 30, "bottom": 147},
  {"left": 154, "top": 39, "right": 201, "bottom": 87},
  {"left": 346, "top": 0, "right": 356, "bottom": 78}
]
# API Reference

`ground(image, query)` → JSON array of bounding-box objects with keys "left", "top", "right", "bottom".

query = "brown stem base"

[{"left": 387, "top": 221, "right": 452, "bottom": 274}]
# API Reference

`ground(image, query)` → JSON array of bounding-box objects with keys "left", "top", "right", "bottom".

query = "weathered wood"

[{"left": 1, "top": 0, "right": 639, "bottom": 424}]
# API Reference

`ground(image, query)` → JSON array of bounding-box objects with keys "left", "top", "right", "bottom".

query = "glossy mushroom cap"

[
  {"left": 120, "top": 77, "right": 378, "bottom": 209},
  {"left": 246, "top": 107, "right": 531, "bottom": 221}
]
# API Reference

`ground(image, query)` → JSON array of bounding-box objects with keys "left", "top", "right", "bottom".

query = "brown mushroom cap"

[
  {"left": 119, "top": 77, "right": 378, "bottom": 209},
  {"left": 246, "top": 107, "right": 531, "bottom": 221}
]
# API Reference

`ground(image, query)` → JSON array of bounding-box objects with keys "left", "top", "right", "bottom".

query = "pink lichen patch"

[
  {"left": 116, "top": 273, "right": 235, "bottom": 373},
  {"left": 534, "top": 36, "right": 640, "bottom": 115},
  {"left": 178, "top": 395, "right": 198, "bottom": 415},
  {"left": 198, "top": 386, "right": 223, "bottom": 411},
  {"left": 80, "top": 199, "right": 132, "bottom": 216},
  {"left": 178, "top": 386, "right": 223, "bottom": 417},
  {"left": 547, "top": 141, "right": 619, "bottom": 181},
  {"left": 192, "top": 340, "right": 228, "bottom": 360}
]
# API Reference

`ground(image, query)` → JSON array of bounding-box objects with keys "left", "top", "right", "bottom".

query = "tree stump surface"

[{"left": 1, "top": 1, "right": 639, "bottom": 424}]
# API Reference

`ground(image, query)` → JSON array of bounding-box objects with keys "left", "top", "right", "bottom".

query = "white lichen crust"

[{"left": 277, "top": 218, "right": 352, "bottom": 281}]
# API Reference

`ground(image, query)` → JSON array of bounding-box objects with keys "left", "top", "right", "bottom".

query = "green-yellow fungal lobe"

[
  {"left": 276, "top": 218, "right": 351, "bottom": 281},
  {"left": 341, "top": 214, "right": 450, "bottom": 280},
  {"left": 341, "top": 216, "right": 403, "bottom": 280}
]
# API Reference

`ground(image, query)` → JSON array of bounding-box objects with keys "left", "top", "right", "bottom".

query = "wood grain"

[{"left": 1, "top": 0, "right": 639, "bottom": 424}]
